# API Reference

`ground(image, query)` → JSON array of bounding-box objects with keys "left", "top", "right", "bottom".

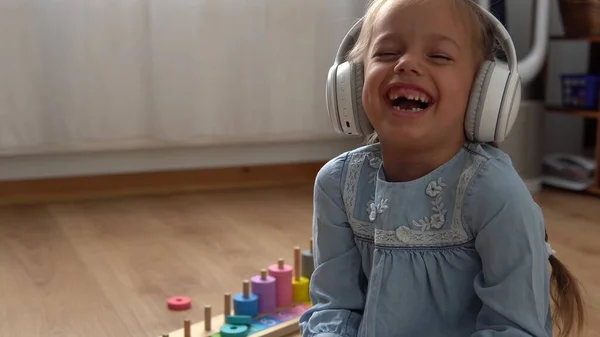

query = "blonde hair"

[
  {"left": 349, "top": 0, "right": 496, "bottom": 65},
  {"left": 349, "top": 1, "right": 586, "bottom": 336}
]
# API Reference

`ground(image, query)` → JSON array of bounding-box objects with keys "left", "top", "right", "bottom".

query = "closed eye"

[
  {"left": 374, "top": 52, "right": 398, "bottom": 57},
  {"left": 372, "top": 52, "right": 400, "bottom": 61},
  {"left": 430, "top": 54, "right": 452, "bottom": 60}
]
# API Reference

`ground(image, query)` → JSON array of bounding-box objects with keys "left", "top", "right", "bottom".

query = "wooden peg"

[
  {"left": 278, "top": 258, "right": 284, "bottom": 269},
  {"left": 224, "top": 293, "right": 231, "bottom": 316},
  {"left": 310, "top": 238, "right": 313, "bottom": 253},
  {"left": 204, "top": 305, "right": 212, "bottom": 331},
  {"left": 183, "top": 320, "right": 191, "bottom": 337},
  {"left": 260, "top": 269, "right": 268, "bottom": 281},
  {"left": 294, "top": 246, "right": 301, "bottom": 281},
  {"left": 243, "top": 280, "right": 250, "bottom": 299}
]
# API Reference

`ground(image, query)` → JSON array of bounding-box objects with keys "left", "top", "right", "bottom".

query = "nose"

[{"left": 393, "top": 54, "right": 422, "bottom": 75}]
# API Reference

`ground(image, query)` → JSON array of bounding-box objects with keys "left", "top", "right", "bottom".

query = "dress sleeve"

[
  {"left": 299, "top": 154, "right": 366, "bottom": 337},
  {"left": 466, "top": 156, "right": 551, "bottom": 337}
]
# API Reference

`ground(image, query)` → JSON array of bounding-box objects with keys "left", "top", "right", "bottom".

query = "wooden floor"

[{"left": 0, "top": 185, "right": 598, "bottom": 337}]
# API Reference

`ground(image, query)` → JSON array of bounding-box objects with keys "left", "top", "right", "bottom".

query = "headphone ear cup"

[
  {"left": 353, "top": 62, "right": 374, "bottom": 136},
  {"left": 326, "top": 64, "right": 344, "bottom": 133},
  {"left": 465, "top": 61, "right": 494, "bottom": 142},
  {"left": 494, "top": 73, "right": 521, "bottom": 143}
]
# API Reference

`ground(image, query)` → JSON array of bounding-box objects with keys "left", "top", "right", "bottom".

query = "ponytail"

[{"left": 546, "top": 231, "right": 586, "bottom": 337}]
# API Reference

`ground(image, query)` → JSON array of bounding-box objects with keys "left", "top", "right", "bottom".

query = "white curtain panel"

[{"left": 0, "top": 0, "right": 364, "bottom": 155}]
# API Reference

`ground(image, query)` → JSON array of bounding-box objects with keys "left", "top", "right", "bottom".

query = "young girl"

[{"left": 299, "top": 0, "right": 585, "bottom": 336}]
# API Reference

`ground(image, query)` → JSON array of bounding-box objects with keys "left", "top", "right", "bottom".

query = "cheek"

[
  {"left": 438, "top": 71, "right": 475, "bottom": 110},
  {"left": 361, "top": 65, "right": 387, "bottom": 116}
]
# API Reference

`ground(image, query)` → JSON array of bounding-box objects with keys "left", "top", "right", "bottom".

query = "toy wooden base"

[
  {"left": 161, "top": 302, "right": 311, "bottom": 337},
  {"left": 161, "top": 243, "right": 314, "bottom": 337}
]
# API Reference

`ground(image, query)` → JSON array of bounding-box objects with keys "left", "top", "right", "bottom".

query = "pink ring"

[{"left": 167, "top": 296, "right": 191, "bottom": 310}]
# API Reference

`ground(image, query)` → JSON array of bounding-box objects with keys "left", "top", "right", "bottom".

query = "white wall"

[
  {"left": 0, "top": 2, "right": 367, "bottom": 182},
  {"left": 0, "top": 138, "right": 361, "bottom": 181},
  {"left": 1, "top": 0, "right": 590, "bottom": 182}
]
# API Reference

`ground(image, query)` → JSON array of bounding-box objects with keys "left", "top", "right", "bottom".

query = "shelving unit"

[
  {"left": 545, "top": 35, "right": 600, "bottom": 197},
  {"left": 550, "top": 35, "right": 600, "bottom": 43},
  {"left": 546, "top": 105, "right": 600, "bottom": 119}
]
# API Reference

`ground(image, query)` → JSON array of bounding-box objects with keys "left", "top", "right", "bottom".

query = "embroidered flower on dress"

[
  {"left": 368, "top": 201, "right": 377, "bottom": 221},
  {"left": 411, "top": 212, "right": 446, "bottom": 231},
  {"left": 369, "top": 156, "right": 382, "bottom": 168},
  {"left": 426, "top": 177, "right": 446, "bottom": 197},
  {"left": 430, "top": 213, "right": 445, "bottom": 229},
  {"left": 367, "top": 198, "right": 388, "bottom": 221},
  {"left": 379, "top": 198, "right": 389, "bottom": 212},
  {"left": 396, "top": 226, "right": 412, "bottom": 243},
  {"left": 402, "top": 177, "right": 449, "bottom": 234},
  {"left": 368, "top": 155, "right": 382, "bottom": 184}
]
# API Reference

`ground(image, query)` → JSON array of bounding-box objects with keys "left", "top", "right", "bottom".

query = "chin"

[{"left": 377, "top": 122, "right": 431, "bottom": 147}]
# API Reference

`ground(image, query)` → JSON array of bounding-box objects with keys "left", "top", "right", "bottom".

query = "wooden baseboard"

[{"left": 0, "top": 162, "right": 325, "bottom": 205}]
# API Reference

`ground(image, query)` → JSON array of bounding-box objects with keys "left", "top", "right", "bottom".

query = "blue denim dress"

[{"left": 299, "top": 142, "right": 552, "bottom": 337}]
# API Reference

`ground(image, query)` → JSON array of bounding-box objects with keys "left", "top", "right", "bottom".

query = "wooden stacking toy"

[
  {"left": 159, "top": 239, "right": 315, "bottom": 337},
  {"left": 251, "top": 269, "right": 277, "bottom": 314},
  {"left": 292, "top": 247, "right": 310, "bottom": 303}
]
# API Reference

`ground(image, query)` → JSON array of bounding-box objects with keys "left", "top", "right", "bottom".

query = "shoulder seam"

[
  {"left": 462, "top": 142, "right": 493, "bottom": 160},
  {"left": 337, "top": 151, "right": 351, "bottom": 198}
]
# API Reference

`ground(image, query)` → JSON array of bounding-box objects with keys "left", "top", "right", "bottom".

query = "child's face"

[{"left": 362, "top": 0, "right": 480, "bottom": 151}]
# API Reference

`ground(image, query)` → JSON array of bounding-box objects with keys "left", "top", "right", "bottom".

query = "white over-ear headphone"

[{"left": 325, "top": 5, "right": 521, "bottom": 144}]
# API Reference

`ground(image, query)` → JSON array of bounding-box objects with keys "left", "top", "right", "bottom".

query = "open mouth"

[{"left": 387, "top": 87, "right": 433, "bottom": 113}]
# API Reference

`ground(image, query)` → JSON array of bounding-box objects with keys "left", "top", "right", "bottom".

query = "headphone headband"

[
  {"left": 334, "top": 4, "right": 517, "bottom": 71},
  {"left": 478, "top": 6, "right": 518, "bottom": 73},
  {"left": 333, "top": 18, "right": 363, "bottom": 66}
]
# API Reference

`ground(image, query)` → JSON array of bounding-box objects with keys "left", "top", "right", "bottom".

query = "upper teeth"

[{"left": 389, "top": 92, "right": 430, "bottom": 103}]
